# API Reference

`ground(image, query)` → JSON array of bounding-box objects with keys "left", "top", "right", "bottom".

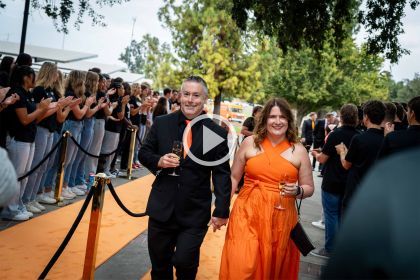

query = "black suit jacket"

[
  {"left": 139, "top": 110, "right": 231, "bottom": 228},
  {"left": 313, "top": 119, "right": 326, "bottom": 147},
  {"left": 301, "top": 119, "right": 314, "bottom": 145}
]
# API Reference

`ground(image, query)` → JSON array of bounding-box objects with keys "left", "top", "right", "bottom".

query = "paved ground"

[{"left": 1, "top": 163, "right": 327, "bottom": 279}]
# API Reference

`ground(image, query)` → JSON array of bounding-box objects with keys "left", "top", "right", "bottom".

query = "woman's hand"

[
  {"left": 85, "top": 96, "right": 96, "bottom": 107},
  {"left": 282, "top": 183, "right": 300, "bottom": 197},
  {"left": 39, "top": 98, "right": 52, "bottom": 111},
  {"left": 3, "top": 93, "right": 20, "bottom": 105}
]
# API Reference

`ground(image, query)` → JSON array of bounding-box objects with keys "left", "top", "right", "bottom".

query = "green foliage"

[
  {"left": 390, "top": 73, "right": 420, "bottom": 101},
  {"left": 159, "top": 0, "right": 267, "bottom": 113},
  {"left": 230, "top": 0, "right": 419, "bottom": 63},
  {"left": 266, "top": 37, "right": 389, "bottom": 122},
  {"left": 1, "top": 0, "right": 130, "bottom": 33},
  {"left": 119, "top": 34, "right": 183, "bottom": 90}
]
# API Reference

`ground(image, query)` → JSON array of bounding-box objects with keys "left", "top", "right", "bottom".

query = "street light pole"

[{"left": 19, "top": 0, "right": 30, "bottom": 54}]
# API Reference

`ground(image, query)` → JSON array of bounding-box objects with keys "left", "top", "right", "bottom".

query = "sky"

[{"left": 0, "top": 0, "right": 419, "bottom": 82}]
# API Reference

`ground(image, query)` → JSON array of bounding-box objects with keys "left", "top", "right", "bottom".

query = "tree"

[
  {"left": 266, "top": 37, "right": 389, "bottom": 124},
  {"left": 159, "top": 0, "right": 266, "bottom": 114},
  {"left": 230, "top": 0, "right": 419, "bottom": 63},
  {"left": 119, "top": 40, "right": 146, "bottom": 74},
  {"left": 120, "top": 33, "right": 184, "bottom": 89},
  {"left": 391, "top": 73, "right": 420, "bottom": 101},
  {"left": 1, "top": 0, "right": 130, "bottom": 33}
]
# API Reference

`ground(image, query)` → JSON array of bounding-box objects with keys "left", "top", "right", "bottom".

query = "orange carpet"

[
  {"left": 0, "top": 174, "right": 154, "bottom": 280},
  {"left": 141, "top": 196, "right": 237, "bottom": 280}
]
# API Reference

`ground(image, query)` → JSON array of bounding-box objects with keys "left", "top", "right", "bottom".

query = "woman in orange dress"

[{"left": 220, "top": 98, "right": 314, "bottom": 279}]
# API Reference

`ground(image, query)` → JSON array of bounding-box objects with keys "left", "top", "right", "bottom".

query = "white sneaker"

[
  {"left": 25, "top": 203, "right": 41, "bottom": 214},
  {"left": 45, "top": 191, "right": 55, "bottom": 199},
  {"left": 22, "top": 209, "right": 34, "bottom": 218},
  {"left": 62, "top": 188, "right": 76, "bottom": 200},
  {"left": 11, "top": 212, "right": 30, "bottom": 221},
  {"left": 75, "top": 184, "right": 88, "bottom": 191},
  {"left": 32, "top": 201, "right": 46, "bottom": 211},
  {"left": 37, "top": 193, "right": 56, "bottom": 204},
  {"left": 105, "top": 172, "right": 116, "bottom": 179},
  {"left": 70, "top": 187, "right": 85, "bottom": 196},
  {"left": 311, "top": 220, "right": 325, "bottom": 230}
]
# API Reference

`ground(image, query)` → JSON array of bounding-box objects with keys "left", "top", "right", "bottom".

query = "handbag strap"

[{"left": 295, "top": 187, "right": 304, "bottom": 217}]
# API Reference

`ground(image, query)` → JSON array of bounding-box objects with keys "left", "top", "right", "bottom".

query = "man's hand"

[
  {"left": 210, "top": 217, "right": 228, "bottom": 232},
  {"left": 157, "top": 153, "right": 180, "bottom": 168}
]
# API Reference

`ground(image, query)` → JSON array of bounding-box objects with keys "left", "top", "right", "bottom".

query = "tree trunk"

[{"left": 213, "top": 91, "right": 222, "bottom": 124}]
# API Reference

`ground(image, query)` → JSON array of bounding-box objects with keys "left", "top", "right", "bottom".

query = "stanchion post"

[
  {"left": 126, "top": 127, "right": 137, "bottom": 179},
  {"left": 54, "top": 131, "right": 70, "bottom": 203},
  {"left": 82, "top": 173, "right": 108, "bottom": 280}
]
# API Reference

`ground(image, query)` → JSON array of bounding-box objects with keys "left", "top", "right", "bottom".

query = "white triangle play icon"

[{"left": 202, "top": 126, "right": 225, "bottom": 155}]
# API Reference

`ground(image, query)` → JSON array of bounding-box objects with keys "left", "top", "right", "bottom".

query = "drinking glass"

[
  {"left": 168, "top": 141, "right": 182, "bottom": 176},
  {"left": 274, "top": 174, "right": 288, "bottom": 210}
]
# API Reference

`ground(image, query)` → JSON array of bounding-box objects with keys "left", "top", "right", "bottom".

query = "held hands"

[
  {"left": 209, "top": 217, "right": 228, "bottom": 232},
  {"left": 157, "top": 153, "right": 180, "bottom": 169}
]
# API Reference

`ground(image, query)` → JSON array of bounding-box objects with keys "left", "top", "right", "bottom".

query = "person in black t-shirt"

[
  {"left": 241, "top": 105, "right": 262, "bottom": 138},
  {"left": 392, "top": 102, "right": 408, "bottom": 131},
  {"left": 311, "top": 104, "right": 360, "bottom": 258},
  {"left": 69, "top": 71, "right": 106, "bottom": 193},
  {"left": 382, "top": 102, "right": 397, "bottom": 136},
  {"left": 0, "top": 56, "right": 14, "bottom": 88},
  {"left": 236, "top": 105, "right": 262, "bottom": 192},
  {"left": 23, "top": 62, "right": 73, "bottom": 211},
  {"left": 322, "top": 148, "right": 420, "bottom": 279},
  {"left": 152, "top": 97, "right": 168, "bottom": 121},
  {"left": 100, "top": 82, "right": 129, "bottom": 177},
  {"left": 1, "top": 66, "right": 52, "bottom": 221},
  {"left": 85, "top": 75, "right": 117, "bottom": 177},
  {"left": 336, "top": 100, "right": 386, "bottom": 211},
  {"left": 378, "top": 96, "right": 420, "bottom": 159},
  {"left": 129, "top": 83, "right": 143, "bottom": 168},
  {"left": 61, "top": 70, "right": 96, "bottom": 199}
]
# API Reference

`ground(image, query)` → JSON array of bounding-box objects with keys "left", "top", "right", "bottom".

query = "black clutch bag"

[{"left": 290, "top": 187, "right": 315, "bottom": 256}]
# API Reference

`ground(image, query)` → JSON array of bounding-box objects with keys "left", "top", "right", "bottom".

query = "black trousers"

[
  {"left": 313, "top": 140, "right": 324, "bottom": 170},
  {"left": 148, "top": 215, "right": 207, "bottom": 280}
]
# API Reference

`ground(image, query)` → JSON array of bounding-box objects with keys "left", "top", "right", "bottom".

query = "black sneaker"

[{"left": 310, "top": 248, "right": 330, "bottom": 259}]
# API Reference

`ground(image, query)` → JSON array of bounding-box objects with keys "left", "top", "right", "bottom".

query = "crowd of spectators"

[{"left": 0, "top": 53, "right": 180, "bottom": 221}]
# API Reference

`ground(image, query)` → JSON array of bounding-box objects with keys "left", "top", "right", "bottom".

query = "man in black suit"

[
  {"left": 139, "top": 76, "right": 231, "bottom": 280},
  {"left": 301, "top": 112, "right": 317, "bottom": 151}
]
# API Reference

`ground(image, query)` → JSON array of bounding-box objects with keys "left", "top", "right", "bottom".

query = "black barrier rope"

[
  {"left": 18, "top": 136, "right": 64, "bottom": 181},
  {"left": 69, "top": 131, "right": 128, "bottom": 159},
  {"left": 107, "top": 181, "right": 147, "bottom": 217},
  {"left": 38, "top": 188, "right": 94, "bottom": 280}
]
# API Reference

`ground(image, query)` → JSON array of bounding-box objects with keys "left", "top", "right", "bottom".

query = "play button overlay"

[
  {"left": 203, "top": 126, "right": 225, "bottom": 155},
  {"left": 182, "top": 114, "right": 238, "bottom": 167}
]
